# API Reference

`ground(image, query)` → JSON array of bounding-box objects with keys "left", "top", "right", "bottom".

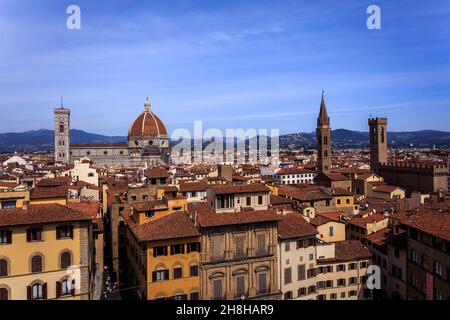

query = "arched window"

[
  {"left": 0, "top": 287, "right": 8, "bottom": 300},
  {"left": 59, "top": 123, "right": 64, "bottom": 133},
  {"left": 372, "top": 127, "right": 377, "bottom": 142},
  {"left": 324, "top": 136, "right": 328, "bottom": 146},
  {"left": 60, "top": 252, "right": 71, "bottom": 269},
  {"left": 31, "top": 283, "right": 43, "bottom": 300},
  {"left": 149, "top": 141, "right": 153, "bottom": 145},
  {"left": 324, "top": 150, "right": 328, "bottom": 158},
  {"left": 0, "top": 259, "right": 7, "bottom": 277},
  {"left": 31, "top": 255, "right": 43, "bottom": 273},
  {"left": 381, "top": 127, "right": 385, "bottom": 143}
]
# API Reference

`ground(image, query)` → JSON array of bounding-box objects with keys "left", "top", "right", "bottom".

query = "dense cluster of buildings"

[{"left": 0, "top": 95, "right": 448, "bottom": 300}]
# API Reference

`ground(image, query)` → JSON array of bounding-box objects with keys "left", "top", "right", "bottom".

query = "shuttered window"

[
  {"left": 189, "top": 265, "right": 199, "bottom": 277},
  {"left": 56, "top": 225, "right": 73, "bottom": 239},
  {"left": 212, "top": 237, "right": 222, "bottom": 260},
  {"left": 257, "top": 234, "right": 266, "bottom": 255},
  {"left": 258, "top": 273, "right": 267, "bottom": 295},
  {"left": 60, "top": 252, "right": 71, "bottom": 269},
  {"left": 213, "top": 279, "right": 222, "bottom": 300},
  {"left": 152, "top": 269, "right": 169, "bottom": 282},
  {"left": 0, "top": 259, "right": 7, "bottom": 277},
  {"left": 0, "top": 230, "right": 12, "bottom": 244},
  {"left": 173, "top": 267, "right": 183, "bottom": 279},
  {"left": 298, "top": 264, "right": 306, "bottom": 281},
  {"left": 235, "top": 236, "right": 245, "bottom": 258},
  {"left": 31, "top": 255, "right": 43, "bottom": 273},
  {"left": 27, "top": 228, "right": 43, "bottom": 242},
  {"left": 236, "top": 276, "right": 245, "bottom": 298},
  {"left": 0, "top": 288, "right": 8, "bottom": 300}
]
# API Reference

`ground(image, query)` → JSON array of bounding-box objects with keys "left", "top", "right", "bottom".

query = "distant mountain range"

[
  {"left": 279, "top": 129, "right": 450, "bottom": 149},
  {"left": 0, "top": 128, "right": 449, "bottom": 152}
]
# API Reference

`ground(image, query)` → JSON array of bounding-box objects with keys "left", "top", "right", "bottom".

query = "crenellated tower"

[{"left": 54, "top": 100, "right": 71, "bottom": 164}]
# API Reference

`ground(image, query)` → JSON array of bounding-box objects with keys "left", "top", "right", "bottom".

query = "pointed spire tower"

[{"left": 316, "top": 91, "right": 332, "bottom": 173}]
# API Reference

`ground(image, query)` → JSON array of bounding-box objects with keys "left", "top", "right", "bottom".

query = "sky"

[{"left": 0, "top": 0, "right": 449, "bottom": 136}]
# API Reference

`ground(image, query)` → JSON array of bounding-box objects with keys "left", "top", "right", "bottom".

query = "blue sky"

[{"left": 0, "top": 0, "right": 449, "bottom": 136}]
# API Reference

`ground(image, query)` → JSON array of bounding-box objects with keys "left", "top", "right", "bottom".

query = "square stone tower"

[
  {"left": 54, "top": 106, "right": 71, "bottom": 164},
  {"left": 368, "top": 117, "right": 388, "bottom": 172}
]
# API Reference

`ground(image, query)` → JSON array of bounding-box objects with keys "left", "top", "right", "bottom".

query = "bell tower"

[
  {"left": 316, "top": 92, "right": 332, "bottom": 173},
  {"left": 54, "top": 99, "right": 71, "bottom": 164},
  {"left": 368, "top": 117, "right": 388, "bottom": 173}
]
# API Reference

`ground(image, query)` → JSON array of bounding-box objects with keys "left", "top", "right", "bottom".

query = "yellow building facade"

[{"left": 0, "top": 204, "right": 92, "bottom": 300}]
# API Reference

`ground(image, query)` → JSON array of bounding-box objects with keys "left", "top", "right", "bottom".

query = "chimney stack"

[{"left": 22, "top": 201, "right": 30, "bottom": 210}]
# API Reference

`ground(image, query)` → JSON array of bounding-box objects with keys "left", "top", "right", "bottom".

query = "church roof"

[{"left": 128, "top": 98, "right": 168, "bottom": 138}]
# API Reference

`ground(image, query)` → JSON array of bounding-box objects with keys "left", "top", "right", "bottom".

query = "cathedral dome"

[{"left": 128, "top": 98, "right": 168, "bottom": 139}]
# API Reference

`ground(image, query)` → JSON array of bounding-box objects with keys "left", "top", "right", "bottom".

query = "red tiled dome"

[{"left": 128, "top": 98, "right": 168, "bottom": 138}]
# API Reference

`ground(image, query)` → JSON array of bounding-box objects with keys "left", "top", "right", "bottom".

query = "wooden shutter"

[
  {"left": 236, "top": 276, "right": 245, "bottom": 297},
  {"left": 71, "top": 280, "right": 76, "bottom": 296},
  {"left": 164, "top": 270, "right": 169, "bottom": 280},
  {"left": 6, "top": 231, "right": 12, "bottom": 244},
  {"left": 69, "top": 225, "right": 74, "bottom": 239},
  {"left": 0, "top": 259, "right": 7, "bottom": 276},
  {"left": 27, "top": 286, "right": 31, "bottom": 300},
  {"left": 26, "top": 229, "right": 31, "bottom": 242},
  {"left": 56, "top": 281, "right": 61, "bottom": 298},
  {"left": 213, "top": 279, "right": 222, "bottom": 300},
  {"left": 42, "top": 283, "right": 47, "bottom": 300},
  {"left": 152, "top": 271, "right": 157, "bottom": 282}
]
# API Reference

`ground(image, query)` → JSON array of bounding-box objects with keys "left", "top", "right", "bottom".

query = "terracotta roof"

[
  {"left": 188, "top": 202, "right": 280, "bottom": 228},
  {"left": 0, "top": 182, "right": 19, "bottom": 188},
  {"left": 348, "top": 213, "right": 388, "bottom": 228},
  {"left": 123, "top": 210, "right": 199, "bottom": 242},
  {"left": 270, "top": 195, "right": 296, "bottom": 205},
  {"left": 310, "top": 215, "right": 332, "bottom": 227},
  {"left": 209, "top": 183, "right": 269, "bottom": 195},
  {"left": 278, "top": 212, "right": 317, "bottom": 239},
  {"left": 372, "top": 185, "right": 404, "bottom": 193},
  {"left": 179, "top": 181, "right": 208, "bottom": 193},
  {"left": 36, "top": 177, "right": 71, "bottom": 187},
  {"left": 319, "top": 172, "right": 350, "bottom": 181},
  {"left": 0, "top": 204, "right": 91, "bottom": 227},
  {"left": 146, "top": 167, "right": 169, "bottom": 178},
  {"left": 278, "top": 186, "right": 332, "bottom": 202},
  {"left": 365, "top": 228, "right": 392, "bottom": 247},
  {"left": 394, "top": 209, "right": 450, "bottom": 242},
  {"left": 331, "top": 187, "right": 353, "bottom": 196},
  {"left": 31, "top": 186, "right": 67, "bottom": 199},
  {"left": 333, "top": 240, "right": 372, "bottom": 261},
  {"left": 67, "top": 202, "right": 103, "bottom": 232},
  {"left": 316, "top": 211, "right": 349, "bottom": 222},
  {"left": 332, "top": 168, "right": 371, "bottom": 175},
  {"left": 128, "top": 101, "right": 167, "bottom": 137},
  {"left": 356, "top": 172, "right": 378, "bottom": 181},
  {"left": 132, "top": 199, "right": 167, "bottom": 212}
]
